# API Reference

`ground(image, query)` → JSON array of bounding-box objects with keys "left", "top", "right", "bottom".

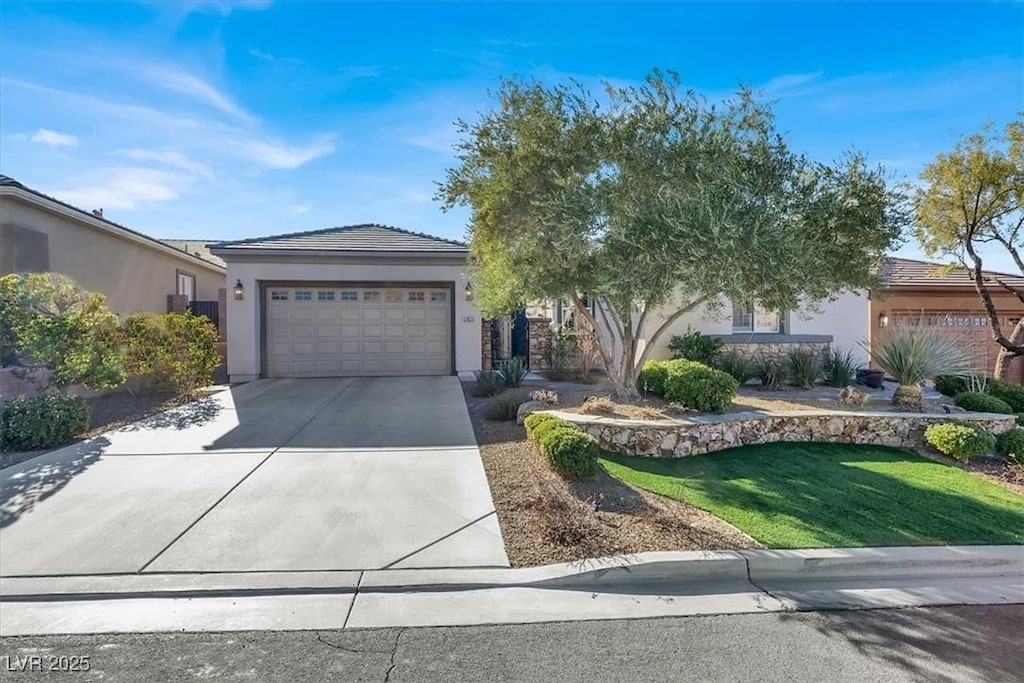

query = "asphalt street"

[{"left": 1, "top": 605, "right": 1020, "bottom": 682}]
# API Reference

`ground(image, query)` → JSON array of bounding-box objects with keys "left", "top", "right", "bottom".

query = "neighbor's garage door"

[{"left": 266, "top": 286, "right": 451, "bottom": 377}]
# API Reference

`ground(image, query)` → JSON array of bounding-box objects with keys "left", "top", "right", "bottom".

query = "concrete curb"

[{"left": 2, "top": 546, "right": 1020, "bottom": 602}]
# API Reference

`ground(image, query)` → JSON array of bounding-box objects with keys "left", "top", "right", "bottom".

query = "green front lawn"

[{"left": 600, "top": 443, "right": 1024, "bottom": 548}]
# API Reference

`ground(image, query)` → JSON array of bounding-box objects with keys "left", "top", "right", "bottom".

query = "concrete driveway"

[{"left": 0, "top": 377, "right": 508, "bottom": 577}]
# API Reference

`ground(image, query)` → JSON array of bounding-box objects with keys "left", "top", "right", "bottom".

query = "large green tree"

[
  {"left": 439, "top": 72, "right": 908, "bottom": 397},
  {"left": 914, "top": 116, "right": 1024, "bottom": 379}
]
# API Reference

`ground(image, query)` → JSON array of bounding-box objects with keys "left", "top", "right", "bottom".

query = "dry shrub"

[
  {"left": 531, "top": 470, "right": 602, "bottom": 549},
  {"left": 577, "top": 395, "right": 618, "bottom": 415}
]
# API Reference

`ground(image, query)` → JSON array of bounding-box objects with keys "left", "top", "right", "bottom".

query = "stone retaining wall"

[
  {"left": 719, "top": 340, "right": 830, "bottom": 361},
  {"left": 545, "top": 409, "right": 1017, "bottom": 458}
]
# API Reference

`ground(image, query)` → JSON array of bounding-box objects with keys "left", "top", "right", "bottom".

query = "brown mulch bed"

[
  {"left": 464, "top": 385, "right": 760, "bottom": 568},
  {"left": 0, "top": 390, "right": 188, "bottom": 470}
]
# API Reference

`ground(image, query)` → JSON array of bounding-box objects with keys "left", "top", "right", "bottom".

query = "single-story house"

[
  {"left": 0, "top": 174, "right": 226, "bottom": 319},
  {"left": 209, "top": 224, "right": 481, "bottom": 383}
]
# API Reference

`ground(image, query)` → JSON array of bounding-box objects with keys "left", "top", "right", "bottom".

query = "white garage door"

[{"left": 266, "top": 286, "right": 452, "bottom": 377}]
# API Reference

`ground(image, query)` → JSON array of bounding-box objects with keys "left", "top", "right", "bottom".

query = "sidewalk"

[{"left": 1, "top": 546, "right": 1021, "bottom": 635}]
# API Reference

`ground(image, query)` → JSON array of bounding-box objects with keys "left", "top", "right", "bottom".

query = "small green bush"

[
  {"left": 954, "top": 392, "right": 1014, "bottom": 415},
  {"left": 638, "top": 360, "right": 672, "bottom": 396},
  {"left": 933, "top": 375, "right": 969, "bottom": 398},
  {"left": 714, "top": 349, "right": 755, "bottom": 384},
  {"left": 667, "top": 329, "right": 722, "bottom": 365},
  {"left": 523, "top": 411, "right": 557, "bottom": 436},
  {"left": 924, "top": 421, "right": 996, "bottom": 461},
  {"left": 484, "top": 393, "right": 527, "bottom": 421},
  {"left": 471, "top": 370, "right": 504, "bottom": 397},
  {"left": 821, "top": 348, "right": 857, "bottom": 388},
  {"left": 1017, "top": 413, "right": 1024, "bottom": 427},
  {"left": 996, "top": 427, "right": 1024, "bottom": 464},
  {"left": 529, "top": 417, "right": 598, "bottom": 477},
  {"left": 751, "top": 353, "right": 786, "bottom": 389},
  {"left": 1, "top": 392, "right": 89, "bottom": 451},
  {"left": 494, "top": 357, "right": 528, "bottom": 388},
  {"left": 986, "top": 379, "right": 1024, "bottom": 413},
  {"left": 662, "top": 361, "right": 738, "bottom": 413},
  {"left": 786, "top": 347, "right": 822, "bottom": 388},
  {"left": 120, "top": 313, "right": 220, "bottom": 396}
]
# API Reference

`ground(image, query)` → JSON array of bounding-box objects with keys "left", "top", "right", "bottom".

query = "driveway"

[{"left": 0, "top": 377, "right": 508, "bottom": 576}]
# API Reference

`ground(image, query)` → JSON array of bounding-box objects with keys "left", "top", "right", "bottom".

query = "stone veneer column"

[
  {"left": 481, "top": 319, "right": 492, "bottom": 371},
  {"left": 527, "top": 317, "right": 552, "bottom": 372}
]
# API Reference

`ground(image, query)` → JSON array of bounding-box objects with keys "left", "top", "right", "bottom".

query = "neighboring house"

[
  {"left": 209, "top": 224, "right": 481, "bottom": 383},
  {"left": 0, "top": 174, "right": 226, "bottom": 318},
  {"left": 870, "top": 258, "right": 1024, "bottom": 384}
]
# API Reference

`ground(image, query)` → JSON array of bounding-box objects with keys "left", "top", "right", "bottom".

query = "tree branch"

[
  {"left": 635, "top": 295, "right": 712, "bottom": 369},
  {"left": 964, "top": 230, "right": 1024, "bottom": 355}
]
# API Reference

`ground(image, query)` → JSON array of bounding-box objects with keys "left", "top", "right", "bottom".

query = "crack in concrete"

[
  {"left": 314, "top": 631, "right": 396, "bottom": 655},
  {"left": 743, "top": 555, "right": 791, "bottom": 612},
  {"left": 383, "top": 628, "right": 404, "bottom": 683}
]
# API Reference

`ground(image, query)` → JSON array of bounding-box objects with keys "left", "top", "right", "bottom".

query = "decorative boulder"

[
  {"left": 838, "top": 386, "right": 870, "bottom": 407},
  {"left": 516, "top": 401, "right": 548, "bottom": 425},
  {"left": 529, "top": 389, "right": 560, "bottom": 405}
]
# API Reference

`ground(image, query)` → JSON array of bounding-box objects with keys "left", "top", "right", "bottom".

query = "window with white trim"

[
  {"left": 363, "top": 290, "right": 381, "bottom": 302},
  {"left": 385, "top": 290, "right": 403, "bottom": 303},
  {"left": 317, "top": 291, "right": 335, "bottom": 301},
  {"left": 430, "top": 291, "right": 448, "bottom": 303},
  {"left": 271, "top": 290, "right": 289, "bottom": 301},
  {"left": 732, "top": 301, "right": 780, "bottom": 333},
  {"left": 408, "top": 291, "right": 425, "bottom": 302},
  {"left": 340, "top": 290, "right": 358, "bottom": 301},
  {"left": 294, "top": 290, "right": 312, "bottom": 301}
]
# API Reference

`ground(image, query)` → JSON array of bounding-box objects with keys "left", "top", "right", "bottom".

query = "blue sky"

[{"left": 1, "top": 1, "right": 1022, "bottom": 269}]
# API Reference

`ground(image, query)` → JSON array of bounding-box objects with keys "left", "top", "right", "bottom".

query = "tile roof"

[
  {"left": 161, "top": 239, "right": 226, "bottom": 267},
  {"left": 881, "top": 257, "right": 1024, "bottom": 290},
  {"left": 209, "top": 223, "right": 468, "bottom": 254},
  {"left": 0, "top": 173, "right": 225, "bottom": 271}
]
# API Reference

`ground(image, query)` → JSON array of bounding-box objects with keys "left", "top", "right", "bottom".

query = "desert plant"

[
  {"left": 821, "top": 348, "right": 857, "bottom": 388},
  {"left": 0, "top": 392, "right": 89, "bottom": 452},
  {"left": 859, "top": 326, "right": 972, "bottom": 409},
  {"left": 667, "top": 329, "right": 722, "bottom": 365},
  {"left": 751, "top": 353, "right": 786, "bottom": 389},
  {"left": 785, "top": 347, "right": 822, "bottom": 388},
  {"left": 966, "top": 373, "right": 989, "bottom": 395},
  {"left": 933, "top": 374, "right": 969, "bottom": 398},
  {"left": 713, "top": 349, "right": 755, "bottom": 384},
  {"left": 483, "top": 392, "right": 528, "bottom": 421},
  {"left": 662, "top": 361, "right": 738, "bottom": 413},
  {"left": 924, "top": 422, "right": 996, "bottom": 461},
  {"left": 996, "top": 428, "right": 1024, "bottom": 464},
  {"left": 120, "top": 313, "right": 220, "bottom": 396},
  {"left": 954, "top": 392, "right": 1014, "bottom": 415},
  {"left": 495, "top": 356, "right": 528, "bottom": 387},
  {"left": 471, "top": 370, "right": 504, "bottom": 397},
  {"left": 987, "top": 379, "right": 1024, "bottom": 413},
  {"left": 638, "top": 360, "right": 672, "bottom": 396}
]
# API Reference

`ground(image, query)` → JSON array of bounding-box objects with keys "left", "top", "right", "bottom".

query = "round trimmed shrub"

[
  {"left": 662, "top": 362, "right": 738, "bottom": 413},
  {"left": 1, "top": 392, "right": 89, "bottom": 451},
  {"left": 529, "top": 417, "right": 579, "bottom": 443},
  {"left": 933, "top": 375, "right": 968, "bottom": 398},
  {"left": 954, "top": 392, "right": 1014, "bottom": 415},
  {"left": 638, "top": 360, "right": 671, "bottom": 396},
  {"left": 924, "top": 422, "right": 996, "bottom": 461},
  {"left": 538, "top": 428, "right": 598, "bottom": 477},
  {"left": 986, "top": 379, "right": 1024, "bottom": 413},
  {"left": 996, "top": 427, "right": 1024, "bottom": 464},
  {"left": 523, "top": 411, "right": 558, "bottom": 436}
]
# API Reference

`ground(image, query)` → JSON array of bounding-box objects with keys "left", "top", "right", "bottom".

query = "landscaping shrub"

[
  {"left": 954, "top": 392, "right": 1014, "bottom": 415},
  {"left": 667, "top": 329, "right": 722, "bottom": 365},
  {"left": 986, "top": 379, "right": 1024, "bottom": 413},
  {"left": 785, "top": 347, "right": 822, "bottom": 388},
  {"left": 1, "top": 392, "right": 89, "bottom": 451},
  {"left": 638, "top": 360, "right": 672, "bottom": 396},
  {"left": 483, "top": 393, "right": 528, "bottom": 421},
  {"left": 933, "top": 374, "right": 969, "bottom": 398},
  {"left": 523, "top": 411, "right": 558, "bottom": 437},
  {"left": 531, "top": 470, "right": 602, "bottom": 548},
  {"left": 1017, "top": 413, "right": 1024, "bottom": 427},
  {"left": 495, "top": 357, "right": 528, "bottom": 388},
  {"left": 525, "top": 415, "right": 599, "bottom": 477},
  {"left": 751, "top": 353, "right": 786, "bottom": 389},
  {"left": 471, "top": 370, "right": 504, "bottom": 397},
  {"left": 821, "top": 348, "right": 857, "bottom": 388},
  {"left": 120, "top": 313, "right": 220, "bottom": 396},
  {"left": 996, "top": 428, "right": 1024, "bottom": 464},
  {"left": 924, "top": 422, "right": 996, "bottom": 461},
  {"left": 662, "top": 361, "right": 738, "bottom": 413},
  {"left": 714, "top": 349, "right": 755, "bottom": 384},
  {"left": 859, "top": 327, "right": 971, "bottom": 408}
]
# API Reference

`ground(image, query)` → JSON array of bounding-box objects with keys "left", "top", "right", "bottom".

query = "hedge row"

[
  {"left": 935, "top": 375, "right": 1024, "bottom": 412},
  {"left": 524, "top": 412, "right": 598, "bottom": 477}
]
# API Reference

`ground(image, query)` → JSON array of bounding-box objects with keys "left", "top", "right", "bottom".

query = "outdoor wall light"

[
  {"left": 878, "top": 311, "right": 888, "bottom": 328},
  {"left": 464, "top": 281, "right": 473, "bottom": 301},
  {"left": 233, "top": 279, "right": 245, "bottom": 301}
]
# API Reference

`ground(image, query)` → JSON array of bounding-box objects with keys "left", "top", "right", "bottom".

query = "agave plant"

[{"left": 859, "top": 327, "right": 972, "bottom": 409}]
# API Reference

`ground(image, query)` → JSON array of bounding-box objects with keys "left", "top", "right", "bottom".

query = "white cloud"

[
  {"left": 49, "top": 168, "right": 194, "bottom": 211},
  {"left": 248, "top": 46, "right": 275, "bottom": 61},
  {"left": 758, "top": 71, "right": 824, "bottom": 97},
  {"left": 137, "top": 64, "right": 251, "bottom": 121},
  {"left": 287, "top": 203, "right": 312, "bottom": 214},
  {"left": 226, "top": 134, "right": 335, "bottom": 169},
  {"left": 139, "top": 0, "right": 272, "bottom": 17},
  {"left": 113, "top": 148, "right": 214, "bottom": 180},
  {"left": 30, "top": 128, "right": 79, "bottom": 147}
]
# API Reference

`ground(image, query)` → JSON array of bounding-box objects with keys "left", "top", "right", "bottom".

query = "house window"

[
  {"left": 363, "top": 290, "right": 381, "bottom": 302},
  {"left": 317, "top": 291, "right": 335, "bottom": 301},
  {"left": 294, "top": 290, "right": 312, "bottom": 301},
  {"left": 408, "top": 291, "right": 425, "bottom": 302},
  {"left": 430, "top": 291, "right": 448, "bottom": 303},
  {"left": 556, "top": 296, "right": 597, "bottom": 327},
  {"left": 340, "top": 290, "right": 358, "bottom": 301},
  {"left": 176, "top": 271, "right": 196, "bottom": 304},
  {"left": 271, "top": 290, "right": 289, "bottom": 301},
  {"left": 732, "top": 301, "right": 780, "bottom": 333},
  {"left": 385, "top": 290, "right": 404, "bottom": 303}
]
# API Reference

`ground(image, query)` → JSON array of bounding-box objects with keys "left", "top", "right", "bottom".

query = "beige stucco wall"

[
  {"left": 0, "top": 194, "right": 224, "bottom": 316},
  {"left": 222, "top": 258, "right": 482, "bottom": 382}
]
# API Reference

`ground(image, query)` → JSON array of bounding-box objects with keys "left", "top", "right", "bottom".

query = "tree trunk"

[
  {"left": 993, "top": 319, "right": 1024, "bottom": 379},
  {"left": 892, "top": 384, "right": 923, "bottom": 410}
]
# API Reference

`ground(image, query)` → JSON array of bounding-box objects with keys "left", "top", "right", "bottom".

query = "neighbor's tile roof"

[
  {"left": 880, "top": 257, "right": 1024, "bottom": 289},
  {"left": 161, "top": 239, "right": 226, "bottom": 267},
  {"left": 209, "top": 223, "right": 467, "bottom": 254}
]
